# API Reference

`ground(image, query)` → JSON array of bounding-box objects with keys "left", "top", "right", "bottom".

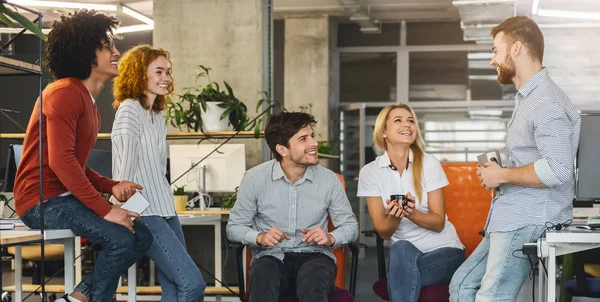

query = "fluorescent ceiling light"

[
  {"left": 7, "top": 0, "right": 117, "bottom": 11},
  {"left": 453, "top": 0, "right": 514, "bottom": 7},
  {"left": 539, "top": 23, "right": 600, "bottom": 28},
  {"left": 121, "top": 5, "right": 153, "bottom": 26},
  {"left": 531, "top": 0, "right": 540, "bottom": 14},
  {"left": 467, "top": 52, "right": 493, "bottom": 60},
  {"left": 4, "top": 1, "right": 154, "bottom": 34},
  {"left": 468, "top": 75, "right": 498, "bottom": 81},
  {"left": 469, "top": 109, "right": 503, "bottom": 116},
  {"left": 537, "top": 9, "right": 600, "bottom": 21},
  {"left": 114, "top": 24, "right": 153, "bottom": 34}
]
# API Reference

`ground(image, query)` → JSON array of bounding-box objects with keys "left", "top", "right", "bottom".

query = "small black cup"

[{"left": 390, "top": 194, "right": 407, "bottom": 208}]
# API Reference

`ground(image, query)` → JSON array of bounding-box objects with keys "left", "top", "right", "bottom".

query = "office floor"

[{"left": 3, "top": 244, "right": 600, "bottom": 302}]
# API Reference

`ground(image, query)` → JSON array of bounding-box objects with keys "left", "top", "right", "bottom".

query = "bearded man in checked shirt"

[{"left": 449, "top": 16, "right": 581, "bottom": 302}]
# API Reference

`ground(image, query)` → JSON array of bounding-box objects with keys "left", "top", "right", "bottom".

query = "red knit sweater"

[{"left": 15, "top": 78, "right": 118, "bottom": 217}]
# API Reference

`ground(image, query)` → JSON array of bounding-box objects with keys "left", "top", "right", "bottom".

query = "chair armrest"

[
  {"left": 229, "top": 241, "right": 247, "bottom": 301},
  {"left": 479, "top": 230, "right": 485, "bottom": 237}
]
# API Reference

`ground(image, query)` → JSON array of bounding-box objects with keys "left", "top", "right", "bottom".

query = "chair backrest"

[
  {"left": 442, "top": 162, "right": 492, "bottom": 257},
  {"left": 244, "top": 173, "right": 349, "bottom": 289},
  {"left": 3, "top": 144, "right": 22, "bottom": 192}
]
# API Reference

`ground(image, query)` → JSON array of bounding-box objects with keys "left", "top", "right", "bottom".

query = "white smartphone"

[{"left": 121, "top": 192, "right": 150, "bottom": 220}]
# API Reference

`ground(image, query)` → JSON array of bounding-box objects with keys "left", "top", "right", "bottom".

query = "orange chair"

[
  {"left": 230, "top": 173, "right": 359, "bottom": 302},
  {"left": 370, "top": 162, "right": 492, "bottom": 301},
  {"left": 442, "top": 162, "right": 492, "bottom": 257}
]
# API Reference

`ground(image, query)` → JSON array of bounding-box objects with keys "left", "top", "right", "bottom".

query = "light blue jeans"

[
  {"left": 449, "top": 225, "right": 546, "bottom": 302},
  {"left": 388, "top": 240, "right": 465, "bottom": 302},
  {"left": 142, "top": 216, "right": 206, "bottom": 302}
]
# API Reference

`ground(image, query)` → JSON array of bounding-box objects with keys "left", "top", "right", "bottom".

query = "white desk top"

[
  {"left": 545, "top": 226, "right": 600, "bottom": 243},
  {"left": 178, "top": 214, "right": 221, "bottom": 225},
  {"left": 0, "top": 226, "right": 76, "bottom": 240}
]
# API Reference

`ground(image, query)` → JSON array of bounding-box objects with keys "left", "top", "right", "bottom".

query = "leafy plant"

[
  {"left": 173, "top": 185, "right": 186, "bottom": 196},
  {"left": 166, "top": 65, "right": 248, "bottom": 132},
  {"left": 221, "top": 187, "right": 239, "bottom": 209},
  {"left": 0, "top": 1, "right": 47, "bottom": 41}
]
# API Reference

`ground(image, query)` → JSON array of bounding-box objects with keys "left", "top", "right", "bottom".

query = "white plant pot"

[{"left": 202, "top": 102, "right": 229, "bottom": 132}]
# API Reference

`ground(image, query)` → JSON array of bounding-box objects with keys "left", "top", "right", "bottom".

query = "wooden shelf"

[
  {"left": 0, "top": 131, "right": 264, "bottom": 140},
  {"left": 0, "top": 233, "right": 43, "bottom": 246},
  {"left": 0, "top": 56, "right": 42, "bottom": 76}
]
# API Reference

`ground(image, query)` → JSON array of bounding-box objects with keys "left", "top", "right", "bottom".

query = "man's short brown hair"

[{"left": 491, "top": 16, "right": 544, "bottom": 63}]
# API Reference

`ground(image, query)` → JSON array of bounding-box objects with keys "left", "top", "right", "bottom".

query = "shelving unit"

[
  {"left": 0, "top": 2, "right": 47, "bottom": 301},
  {"left": 0, "top": 56, "right": 42, "bottom": 75}
]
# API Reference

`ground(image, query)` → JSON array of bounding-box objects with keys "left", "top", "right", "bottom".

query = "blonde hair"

[{"left": 373, "top": 104, "right": 426, "bottom": 202}]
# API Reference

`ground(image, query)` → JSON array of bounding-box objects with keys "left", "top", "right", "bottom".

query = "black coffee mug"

[{"left": 390, "top": 194, "right": 408, "bottom": 208}]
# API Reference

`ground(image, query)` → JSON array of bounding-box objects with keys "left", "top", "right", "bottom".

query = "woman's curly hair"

[
  {"left": 112, "top": 45, "right": 174, "bottom": 112},
  {"left": 45, "top": 9, "right": 119, "bottom": 80}
]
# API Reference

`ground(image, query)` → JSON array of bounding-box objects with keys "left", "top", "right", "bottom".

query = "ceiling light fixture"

[
  {"left": 531, "top": 0, "right": 540, "bottom": 14},
  {"left": 6, "top": 0, "right": 117, "bottom": 11},
  {"left": 536, "top": 8, "right": 600, "bottom": 21},
  {"left": 121, "top": 5, "right": 153, "bottom": 26},
  {"left": 3, "top": 1, "right": 154, "bottom": 34}
]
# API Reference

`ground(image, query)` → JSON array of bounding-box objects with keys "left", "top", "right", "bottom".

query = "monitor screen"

[
  {"left": 2, "top": 144, "right": 22, "bottom": 192},
  {"left": 576, "top": 113, "right": 600, "bottom": 202},
  {"left": 169, "top": 144, "right": 246, "bottom": 193}
]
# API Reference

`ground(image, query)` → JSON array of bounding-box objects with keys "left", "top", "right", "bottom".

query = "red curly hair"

[{"left": 112, "top": 44, "right": 174, "bottom": 111}]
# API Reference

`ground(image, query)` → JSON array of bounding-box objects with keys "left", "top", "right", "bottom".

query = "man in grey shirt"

[{"left": 227, "top": 112, "right": 358, "bottom": 302}]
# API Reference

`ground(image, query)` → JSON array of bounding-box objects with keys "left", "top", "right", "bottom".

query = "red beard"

[{"left": 496, "top": 56, "right": 516, "bottom": 85}]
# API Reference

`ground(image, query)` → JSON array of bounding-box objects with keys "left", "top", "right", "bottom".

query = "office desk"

[
  {"left": 0, "top": 227, "right": 76, "bottom": 302},
  {"left": 537, "top": 227, "right": 600, "bottom": 302},
  {"left": 123, "top": 214, "right": 223, "bottom": 302}
]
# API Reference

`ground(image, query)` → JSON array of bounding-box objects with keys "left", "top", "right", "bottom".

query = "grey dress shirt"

[
  {"left": 485, "top": 68, "right": 581, "bottom": 232},
  {"left": 226, "top": 160, "right": 358, "bottom": 262}
]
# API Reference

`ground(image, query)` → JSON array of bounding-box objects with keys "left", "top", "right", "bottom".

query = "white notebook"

[{"left": 121, "top": 192, "right": 150, "bottom": 220}]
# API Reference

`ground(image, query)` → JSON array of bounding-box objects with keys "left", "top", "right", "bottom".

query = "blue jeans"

[
  {"left": 449, "top": 225, "right": 546, "bottom": 302},
  {"left": 388, "top": 240, "right": 465, "bottom": 302},
  {"left": 142, "top": 216, "right": 206, "bottom": 302},
  {"left": 20, "top": 195, "right": 152, "bottom": 302}
]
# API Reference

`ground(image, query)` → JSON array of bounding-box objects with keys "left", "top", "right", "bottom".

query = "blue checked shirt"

[
  {"left": 485, "top": 68, "right": 581, "bottom": 232},
  {"left": 226, "top": 160, "right": 358, "bottom": 262}
]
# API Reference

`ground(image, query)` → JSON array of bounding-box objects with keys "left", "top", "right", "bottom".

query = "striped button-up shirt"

[
  {"left": 486, "top": 68, "right": 581, "bottom": 232},
  {"left": 226, "top": 160, "right": 358, "bottom": 262},
  {"left": 111, "top": 99, "right": 176, "bottom": 217}
]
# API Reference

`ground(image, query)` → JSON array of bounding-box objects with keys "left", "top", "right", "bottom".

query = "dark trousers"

[{"left": 249, "top": 252, "right": 337, "bottom": 302}]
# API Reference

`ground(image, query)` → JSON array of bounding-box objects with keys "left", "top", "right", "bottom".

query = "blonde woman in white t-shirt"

[{"left": 357, "top": 104, "right": 465, "bottom": 302}]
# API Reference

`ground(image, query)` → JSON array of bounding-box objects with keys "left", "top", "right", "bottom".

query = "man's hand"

[
  {"left": 477, "top": 161, "right": 505, "bottom": 189},
  {"left": 103, "top": 205, "right": 140, "bottom": 233},
  {"left": 257, "top": 227, "right": 290, "bottom": 247},
  {"left": 111, "top": 181, "right": 143, "bottom": 202},
  {"left": 301, "top": 227, "right": 335, "bottom": 246}
]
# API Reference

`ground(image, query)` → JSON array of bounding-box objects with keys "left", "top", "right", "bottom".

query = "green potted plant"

[
  {"left": 166, "top": 65, "right": 248, "bottom": 132},
  {"left": 0, "top": 1, "right": 47, "bottom": 41},
  {"left": 173, "top": 185, "right": 188, "bottom": 212},
  {"left": 221, "top": 186, "right": 239, "bottom": 210}
]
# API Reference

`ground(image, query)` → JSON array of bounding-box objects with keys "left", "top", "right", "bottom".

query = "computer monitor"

[
  {"left": 87, "top": 149, "right": 112, "bottom": 178},
  {"left": 169, "top": 144, "right": 246, "bottom": 193},
  {"left": 3, "top": 144, "right": 22, "bottom": 192},
  {"left": 575, "top": 113, "right": 600, "bottom": 203}
]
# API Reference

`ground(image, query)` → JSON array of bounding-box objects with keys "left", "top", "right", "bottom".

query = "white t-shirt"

[{"left": 357, "top": 151, "right": 464, "bottom": 253}]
